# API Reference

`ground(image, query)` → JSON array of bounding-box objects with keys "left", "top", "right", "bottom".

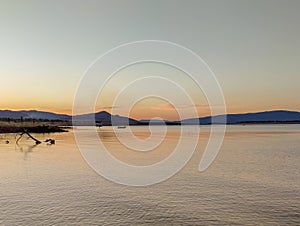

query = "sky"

[{"left": 0, "top": 0, "right": 299, "bottom": 120}]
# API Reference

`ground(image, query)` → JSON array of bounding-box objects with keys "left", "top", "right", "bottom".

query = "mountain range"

[
  {"left": 0, "top": 110, "right": 70, "bottom": 121},
  {"left": 0, "top": 110, "right": 139, "bottom": 125},
  {"left": 181, "top": 110, "right": 300, "bottom": 124},
  {"left": 0, "top": 109, "right": 300, "bottom": 125}
]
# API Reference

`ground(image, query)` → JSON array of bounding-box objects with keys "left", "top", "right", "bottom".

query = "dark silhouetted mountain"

[
  {"left": 72, "top": 111, "right": 140, "bottom": 125},
  {"left": 0, "top": 110, "right": 71, "bottom": 120},
  {"left": 181, "top": 110, "right": 300, "bottom": 124},
  {"left": 0, "top": 110, "right": 139, "bottom": 125}
]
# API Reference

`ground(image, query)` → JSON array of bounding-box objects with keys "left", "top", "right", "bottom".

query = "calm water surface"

[{"left": 0, "top": 125, "right": 299, "bottom": 225}]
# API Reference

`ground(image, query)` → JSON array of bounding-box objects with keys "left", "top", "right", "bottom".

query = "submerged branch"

[
  {"left": 15, "top": 129, "right": 57, "bottom": 145},
  {"left": 16, "top": 130, "right": 42, "bottom": 145}
]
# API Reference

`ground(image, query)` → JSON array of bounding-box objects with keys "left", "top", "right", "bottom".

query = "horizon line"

[{"left": 0, "top": 108, "right": 299, "bottom": 121}]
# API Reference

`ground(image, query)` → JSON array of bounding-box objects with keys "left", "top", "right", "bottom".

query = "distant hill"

[
  {"left": 73, "top": 111, "right": 140, "bottom": 125},
  {"left": 1, "top": 109, "right": 299, "bottom": 125},
  {"left": 0, "top": 110, "right": 140, "bottom": 125},
  {"left": 0, "top": 110, "right": 71, "bottom": 121},
  {"left": 181, "top": 110, "right": 300, "bottom": 125}
]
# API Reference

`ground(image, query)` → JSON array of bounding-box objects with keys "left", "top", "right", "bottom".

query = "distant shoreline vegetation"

[
  {"left": 0, "top": 118, "right": 70, "bottom": 134},
  {"left": 0, "top": 125, "right": 68, "bottom": 134}
]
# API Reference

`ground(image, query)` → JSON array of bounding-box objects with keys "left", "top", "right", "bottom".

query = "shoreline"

[
  {"left": 0, "top": 125, "right": 68, "bottom": 134},
  {"left": 0, "top": 121, "right": 299, "bottom": 134}
]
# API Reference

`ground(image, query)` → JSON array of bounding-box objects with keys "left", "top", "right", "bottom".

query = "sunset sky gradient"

[{"left": 1, "top": 0, "right": 299, "bottom": 120}]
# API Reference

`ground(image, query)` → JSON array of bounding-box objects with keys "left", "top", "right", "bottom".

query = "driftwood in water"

[
  {"left": 16, "top": 130, "right": 42, "bottom": 145},
  {"left": 16, "top": 130, "right": 56, "bottom": 145},
  {"left": 44, "top": 139, "right": 55, "bottom": 144}
]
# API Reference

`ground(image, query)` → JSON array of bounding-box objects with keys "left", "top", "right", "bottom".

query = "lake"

[{"left": 0, "top": 125, "right": 299, "bottom": 225}]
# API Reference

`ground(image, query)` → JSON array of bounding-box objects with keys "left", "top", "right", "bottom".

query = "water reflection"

[
  {"left": 0, "top": 126, "right": 299, "bottom": 225},
  {"left": 15, "top": 143, "right": 39, "bottom": 160},
  {"left": 0, "top": 132, "right": 57, "bottom": 160}
]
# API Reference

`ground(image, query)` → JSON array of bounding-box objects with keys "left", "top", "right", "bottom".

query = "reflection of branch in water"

[
  {"left": 13, "top": 130, "right": 56, "bottom": 159},
  {"left": 16, "top": 143, "right": 39, "bottom": 160},
  {"left": 15, "top": 130, "right": 55, "bottom": 145}
]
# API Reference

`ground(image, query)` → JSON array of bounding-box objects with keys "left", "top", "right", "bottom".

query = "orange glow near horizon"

[
  {"left": 1, "top": 62, "right": 299, "bottom": 120},
  {"left": 1, "top": 84, "right": 300, "bottom": 120}
]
